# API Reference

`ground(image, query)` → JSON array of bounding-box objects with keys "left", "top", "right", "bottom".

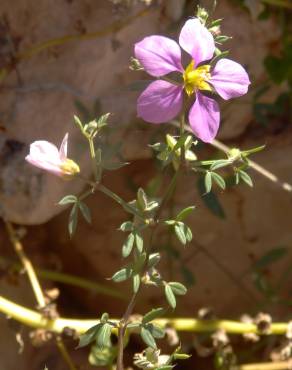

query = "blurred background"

[{"left": 0, "top": 0, "right": 291, "bottom": 369}]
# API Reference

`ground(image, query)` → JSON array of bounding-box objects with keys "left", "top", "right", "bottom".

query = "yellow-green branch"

[
  {"left": 238, "top": 361, "right": 292, "bottom": 370},
  {"left": 4, "top": 221, "right": 46, "bottom": 308},
  {"left": 5, "top": 222, "right": 78, "bottom": 370},
  {"left": 0, "top": 295, "right": 288, "bottom": 336}
]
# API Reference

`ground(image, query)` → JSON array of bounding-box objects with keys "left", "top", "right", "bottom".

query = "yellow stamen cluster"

[
  {"left": 183, "top": 60, "right": 212, "bottom": 96},
  {"left": 60, "top": 159, "right": 80, "bottom": 177}
]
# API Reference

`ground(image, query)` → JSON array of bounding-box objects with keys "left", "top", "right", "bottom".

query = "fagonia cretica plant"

[
  {"left": 134, "top": 17, "right": 250, "bottom": 143},
  {"left": 0, "top": 4, "right": 287, "bottom": 370}
]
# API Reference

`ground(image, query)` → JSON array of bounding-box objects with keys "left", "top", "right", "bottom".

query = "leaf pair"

[
  {"left": 78, "top": 323, "right": 111, "bottom": 349},
  {"left": 140, "top": 308, "right": 166, "bottom": 348},
  {"left": 59, "top": 195, "right": 91, "bottom": 237},
  {"left": 164, "top": 282, "right": 187, "bottom": 309}
]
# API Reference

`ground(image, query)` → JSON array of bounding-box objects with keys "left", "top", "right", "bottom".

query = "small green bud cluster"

[
  {"left": 74, "top": 113, "right": 110, "bottom": 140},
  {"left": 150, "top": 134, "right": 197, "bottom": 170}
]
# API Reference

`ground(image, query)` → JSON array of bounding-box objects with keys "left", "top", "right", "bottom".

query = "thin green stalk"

[
  {"left": 180, "top": 111, "right": 185, "bottom": 164},
  {"left": 156, "top": 169, "right": 180, "bottom": 220},
  {"left": 79, "top": 187, "right": 95, "bottom": 201},
  {"left": 98, "top": 184, "right": 145, "bottom": 222},
  {"left": 261, "top": 0, "right": 292, "bottom": 9},
  {"left": 56, "top": 337, "right": 78, "bottom": 370},
  {"left": 88, "top": 138, "right": 98, "bottom": 181},
  {"left": 0, "top": 256, "right": 126, "bottom": 300},
  {"left": 117, "top": 291, "right": 139, "bottom": 370}
]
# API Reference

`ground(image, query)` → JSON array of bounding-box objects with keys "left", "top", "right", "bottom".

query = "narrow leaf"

[
  {"left": 198, "top": 178, "right": 226, "bottom": 219},
  {"left": 173, "top": 353, "right": 191, "bottom": 360},
  {"left": 137, "top": 188, "right": 147, "bottom": 211},
  {"left": 253, "top": 247, "right": 288, "bottom": 270},
  {"left": 135, "top": 231, "right": 144, "bottom": 253},
  {"left": 59, "top": 195, "right": 77, "bottom": 205},
  {"left": 79, "top": 201, "right": 91, "bottom": 223},
  {"left": 68, "top": 203, "right": 78, "bottom": 237},
  {"left": 168, "top": 282, "right": 187, "bottom": 295},
  {"left": 156, "top": 366, "right": 173, "bottom": 370},
  {"left": 185, "top": 225, "right": 193, "bottom": 242},
  {"left": 119, "top": 221, "right": 133, "bottom": 232},
  {"left": 165, "top": 284, "right": 176, "bottom": 309},
  {"left": 239, "top": 170, "right": 253, "bottom": 187},
  {"left": 142, "top": 308, "right": 165, "bottom": 324},
  {"left": 111, "top": 267, "right": 133, "bottom": 282},
  {"left": 176, "top": 206, "right": 196, "bottom": 221},
  {"left": 148, "top": 253, "right": 161, "bottom": 268},
  {"left": 211, "top": 172, "right": 226, "bottom": 190},
  {"left": 174, "top": 223, "right": 187, "bottom": 245},
  {"left": 204, "top": 171, "right": 212, "bottom": 193},
  {"left": 210, "top": 159, "right": 231, "bottom": 171},
  {"left": 78, "top": 324, "right": 101, "bottom": 348},
  {"left": 97, "top": 323, "right": 111, "bottom": 349},
  {"left": 100, "top": 313, "right": 109, "bottom": 323},
  {"left": 133, "top": 274, "right": 140, "bottom": 293},
  {"left": 73, "top": 115, "right": 83, "bottom": 132},
  {"left": 140, "top": 326, "right": 157, "bottom": 348},
  {"left": 122, "top": 233, "right": 135, "bottom": 258},
  {"left": 148, "top": 323, "right": 165, "bottom": 339}
]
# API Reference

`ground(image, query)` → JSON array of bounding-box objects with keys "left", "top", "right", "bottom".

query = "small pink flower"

[
  {"left": 134, "top": 18, "right": 251, "bottom": 143},
  {"left": 25, "top": 133, "right": 80, "bottom": 178}
]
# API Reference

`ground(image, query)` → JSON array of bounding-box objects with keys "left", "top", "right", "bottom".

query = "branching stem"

[
  {"left": 4, "top": 221, "right": 77, "bottom": 370},
  {"left": 4, "top": 220, "right": 46, "bottom": 308}
]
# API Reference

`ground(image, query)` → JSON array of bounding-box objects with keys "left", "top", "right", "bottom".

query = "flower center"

[
  {"left": 183, "top": 60, "right": 212, "bottom": 96},
  {"left": 60, "top": 158, "right": 80, "bottom": 177}
]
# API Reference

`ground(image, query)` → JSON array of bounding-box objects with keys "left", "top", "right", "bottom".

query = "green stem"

[
  {"left": 88, "top": 138, "right": 98, "bottom": 182},
  {"left": 56, "top": 337, "right": 78, "bottom": 370},
  {"left": 156, "top": 169, "right": 180, "bottom": 221},
  {"left": 261, "top": 0, "right": 292, "bottom": 9},
  {"left": 117, "top": 291, "right": 139, "bottom": 370},
  {"left": 0, "top": 256, "right": 126, "bottom": 300},
  {"left": 98, "top": 184, "right": 145, "bottom": 221},
  {"left": 179, "top": 111, "right": 185, "bottom": 164}
]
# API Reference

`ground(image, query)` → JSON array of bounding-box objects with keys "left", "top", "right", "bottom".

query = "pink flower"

[
  {"left": 135, "top": 18, "right": 250, "bottom": 143},
  {"left": 25, "top": 133, "right": 80, "bottom": 178}
]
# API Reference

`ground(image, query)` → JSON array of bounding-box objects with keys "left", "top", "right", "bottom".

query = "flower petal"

[
  {"left": 135, "top": 36, "right": 183, "bottom": 77},
  {"left": 29, "top": 141, "right": 60, "bottom": 160},
  {"left": 211, "top": 58, "right": 251, "bottom": 100},
  {"left": 137, "top": 80, "right": 183, "bottom": 123},
  {"left": 25, "top": 140, "right": 63, "bottom": 176},
  {"left": 189, "top": 92, "right": 220, "bottom": 143},
  {"left": 179, "top": 18, "right": 215, "bottom": 65},
  {"left": 59, "top": 133, "right": 68, "bottom": 161},
  {"left": 25, "top": 155, "right": 63, "bottom": 176}
]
